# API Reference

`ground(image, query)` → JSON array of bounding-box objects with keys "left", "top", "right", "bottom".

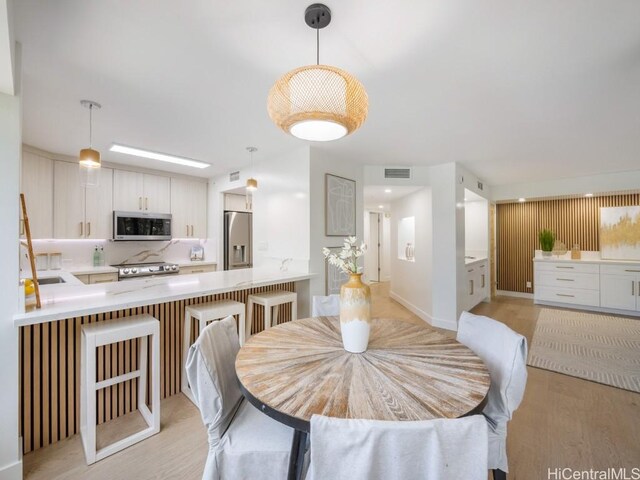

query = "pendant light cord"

[
  {"left": 316, "top": 26, "right": 319, "bottom": 65},
  {"left": 89, "top": 104, "right": 93, "bottom": 148}
]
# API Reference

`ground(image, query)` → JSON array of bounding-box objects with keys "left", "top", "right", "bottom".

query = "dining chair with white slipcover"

[
  {"left": 305, "top": 414, "right": 489, "bottom": 480},
  {"left": 185, "top": 315, "right": 294, "bottom": 480},
  {"left": 457, "top": 311, "right": 528, "bottom": 480},
  {"left": 311, "top": 294, "right": 340, "bottom": 317}
]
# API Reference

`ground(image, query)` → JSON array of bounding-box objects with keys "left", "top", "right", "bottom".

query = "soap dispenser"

[
  {"left": 99, "top": 246, "right": 105, "bottom": 266},
  {"left": 93, "top": 246, "right": 100, "bottom": 267}
]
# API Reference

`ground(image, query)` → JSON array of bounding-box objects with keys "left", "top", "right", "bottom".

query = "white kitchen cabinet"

[
  {"left": 464, "top": 260, "right": 488, "bottom": 311},
  {"left": 113, "top": 170, "right": 170, "bottom": 214},
  {"left": 179, "top": 264, "right": 216, "bottom": 275},
  {"left": 171, "top": 177, "right": 207, "bottom": 238},
  {"left": 600, "top": 265, "right": 640, "bottom": 312},
  {"left": 21, "top": 152, "right": 54, "bottom": 238},
  {"left": 53, "top": 161, "right": 113, "bottom": 239},
  {"left": 74, "top": 272, "right": 119, "bottom": 284},
  {"left": 224, "top": 193, "right": 251, "bottom": 212}
]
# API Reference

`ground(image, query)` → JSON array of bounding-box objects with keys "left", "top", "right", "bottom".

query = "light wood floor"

[{"left": 24, "top": 284, "right": 640, "bottom": 479}]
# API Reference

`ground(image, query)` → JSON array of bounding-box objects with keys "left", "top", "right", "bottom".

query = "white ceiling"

[
  {"left": 13, "top": 0, "right": 640, "bottom": 183},
  {"left": 364, "top": 185, "right": 423, "bottom": 210}
]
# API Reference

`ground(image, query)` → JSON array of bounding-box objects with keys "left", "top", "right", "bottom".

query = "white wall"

[
  {"left": 465, "top": 199, "right": 489, "bottom": 255},
  {"left": 389, "top": 188, "right": 432, "bottom": 322},
  {"left": 0, "top": 27, "right": 22, "bottom": 480},
  {"left": 309, "top": 148, "right": 364, "bottom": 297},
  {"left": 491, "top": 169, "right": 640, "bottom": 202},
  {"left": 210, "top": 146, "right": 311, "bottom": 272}
]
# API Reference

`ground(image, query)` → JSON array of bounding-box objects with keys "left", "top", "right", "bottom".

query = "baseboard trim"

[
  {"left": 497, "top": 290, "right": 534, "bottom": 299},
  {"left": 534, "top": 299, "right": 640, "bottom": 317},
  {"left": 388, "top": 291, "right": 458, "bottom": 331},
  {"left": 0, "top": 457, "right": 23, "bottom": 480}
]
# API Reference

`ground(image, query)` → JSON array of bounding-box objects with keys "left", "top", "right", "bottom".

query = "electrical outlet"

[{"left": 526, "top": 281, "right": 532, "bottom": 288}]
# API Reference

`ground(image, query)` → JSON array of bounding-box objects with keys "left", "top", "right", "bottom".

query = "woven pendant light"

[
  {"left": 267, "top": 4, "right": 368, "bottom": 142},
  {"left": 79, "top": 100, "right": 102, "bottom": 186}
]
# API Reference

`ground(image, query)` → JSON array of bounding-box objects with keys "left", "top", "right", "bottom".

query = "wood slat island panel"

[
  {"left": 19, "top": 282, "right": 295, "bottom": 454},
  {"left": 236, "top": 317, "right": 490, "bottom": 428}
]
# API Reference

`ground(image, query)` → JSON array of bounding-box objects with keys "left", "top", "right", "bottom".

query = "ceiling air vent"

[
  {"left": 384, "top": 168, "right": 411, "bottom": 179},
  {"left": 229, "top": 171, "right": 240, "bottom": 182}
]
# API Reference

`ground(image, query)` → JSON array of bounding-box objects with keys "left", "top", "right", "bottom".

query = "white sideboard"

[
  {"left": 534, "top": 258, "right": 640, "bottom": 316},
  {"left": 463, "top": 258, "right": 489, "bottom": 312}
]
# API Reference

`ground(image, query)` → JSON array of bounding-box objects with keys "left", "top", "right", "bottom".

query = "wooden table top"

[{"left": 235, "top": 316, "right": 490, "bottom": 431}]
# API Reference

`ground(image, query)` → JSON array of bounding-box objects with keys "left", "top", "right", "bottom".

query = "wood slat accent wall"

[
  {"left": 496, "top": 194, "right": 640, "bottom": 293},
  {"left": 19, "top": 282, "right": 295, "bottom": 454}
]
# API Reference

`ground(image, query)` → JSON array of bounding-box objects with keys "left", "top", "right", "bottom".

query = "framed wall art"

[
  {"left": 325, "top": 173, "right": 356, "bottom": 236},
  {"left": 600, "top": 206, "right": 640, "bottom": 260}
]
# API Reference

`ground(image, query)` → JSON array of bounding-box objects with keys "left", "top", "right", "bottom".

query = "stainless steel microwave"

[{"left": 113, "top": 211, "right": 172, "bottom": 241}]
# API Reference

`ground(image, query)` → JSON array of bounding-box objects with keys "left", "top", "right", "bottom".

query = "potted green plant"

[{"left": 538, "top": 229, "right": 556, "bottom": 258}]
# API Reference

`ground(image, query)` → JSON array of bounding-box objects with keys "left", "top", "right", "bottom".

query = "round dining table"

[{"left": 235, "top": 316, "right": 490, "bottom": 480}]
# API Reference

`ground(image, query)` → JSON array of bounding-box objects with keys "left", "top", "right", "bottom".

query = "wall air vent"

[
  {"left": 384, "top": 168, "right": 412, "bottom": 179},
  {"left": 229, "top": 171, "right": 240, "bottom": 182},
  {"left": 477, "top": 181, "right": 484, "bottom": 191}
]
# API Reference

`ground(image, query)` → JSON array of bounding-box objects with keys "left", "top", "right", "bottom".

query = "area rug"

[{"left": 528, "top": 308, "right": 640, "bottom": 393}]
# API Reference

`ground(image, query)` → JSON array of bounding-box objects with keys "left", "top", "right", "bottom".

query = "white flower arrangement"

[{"left": 322, "top": 237, "right": 367, "bottom": 275}]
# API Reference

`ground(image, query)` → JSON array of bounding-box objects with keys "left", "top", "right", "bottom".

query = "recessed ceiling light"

[
  {"left": 518, "top": 198, "right": 526, "bottom": 202},
  {"left": 585, "top": 193, "right": 593, "bottom": 197},
  {"left": 378, "top": 205, "right": 384, "bottom": 209},
  {"left": 110, "top": 144, "right": 210, "bottom": 169},
  {"left": 384, "top": 189, "right": 392, "bottom": 193}
]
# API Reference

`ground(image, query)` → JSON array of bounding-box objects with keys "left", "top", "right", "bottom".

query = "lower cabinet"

[
  {"left": 74, "top": 272, "right": 119, "bottom": 284},
  {"left": 534, "top": 260, "right": 640, "bottom": 314},
  {"left": 464, "top": 261, "right": 488, "bottom": 311},
  {"left": 179, "top": 264, "right": 216, "bottom": 275},
  {"left": 600, "top": 265, "right": 640, "bottom": 311}
]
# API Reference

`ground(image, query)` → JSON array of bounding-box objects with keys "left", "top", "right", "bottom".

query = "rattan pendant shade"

[{"left": 268, "top": 64, "right": 368, "bottom": 141}]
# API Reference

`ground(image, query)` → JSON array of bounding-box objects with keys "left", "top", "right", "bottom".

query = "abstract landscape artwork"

[{"left": 600, "top": 206, "right": 640, "bottom": 260}]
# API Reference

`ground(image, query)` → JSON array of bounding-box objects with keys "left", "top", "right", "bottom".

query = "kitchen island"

[{"left": 15, "top": 268, "right": 314, "bottom": 454}]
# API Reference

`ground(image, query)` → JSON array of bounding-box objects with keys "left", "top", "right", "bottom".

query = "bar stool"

[
  {"left": 247, "top": 290, "right": 297, "bottom": 339},
  {"left": 80, "top": 314, "right": 160, "bottom": 465},
  {"left": 181, "top": 299, "right": 246, "bottom": 405}
]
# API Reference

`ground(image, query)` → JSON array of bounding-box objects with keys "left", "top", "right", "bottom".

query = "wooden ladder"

[{"left": 20, "top": 193, "right": 41, "bottom": 308}]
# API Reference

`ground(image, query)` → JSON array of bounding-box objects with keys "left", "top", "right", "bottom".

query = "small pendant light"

[
  {"left": 79, "top": 99, "right": 101, "bottom": 186},
  {"left": 246, "top": 147, "right": 258, "bottom": 210}
]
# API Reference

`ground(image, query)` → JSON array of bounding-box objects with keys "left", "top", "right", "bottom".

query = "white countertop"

[
  {"left": 63, "top": 261, "right": 217, "bottom": 276},
  {"left": 465, "top": 256, "right": 488, "bottom": 266},
  {"left": 15, "top": 268, "right": 314, "bottom": 326},
  {"left": 533, "top": 256, "right": 640, "bottom": 265}
]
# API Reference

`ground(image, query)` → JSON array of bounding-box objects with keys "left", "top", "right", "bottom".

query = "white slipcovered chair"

[
  {"left": 185, "top": 315, "right": 294, "bottom": 480},
  {"left": 306, "top": 414, "right": 489, "bottom": 480},
  {"left": 311, "top": 294, "right": 340, "bottom": 317},
  {"left": 457, "top": 311, "right": 528, "bottom": 480}
]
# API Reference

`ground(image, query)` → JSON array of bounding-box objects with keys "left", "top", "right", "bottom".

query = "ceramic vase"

[{"left": 339, "top": 273, "right": 371, "bottom": 353}]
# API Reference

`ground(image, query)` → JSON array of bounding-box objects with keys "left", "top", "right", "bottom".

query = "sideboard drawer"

[
  {"left": 600, "top": 264, "right": 640, "bottom": 276},
  {"left": 535, "top": 271, "right": 599, "bottom": 290},
  {"left": 535, "top": 262, "right": 599, "bottom": 274},
  {"left": 535, "top": 285, "right": 600, "bottom": 307}
]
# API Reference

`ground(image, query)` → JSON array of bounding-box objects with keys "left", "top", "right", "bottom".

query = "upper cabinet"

[
  {"left": 21, "top": 152, "right": 54, "bottom": 238},
  {"left": 171, "top": 177, "right": 208, "bottom": 238},
  {"left": 113, "top": 170, "right": 170, "bottom": 214},
  {"left": 53, "top": 161, "right": 113, "bottom": 239}
]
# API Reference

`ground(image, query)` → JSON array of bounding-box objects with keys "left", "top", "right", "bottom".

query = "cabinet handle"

[
  {"left": 191, "top": 269, "right": 204, "bottom": 274},
  {"left": 191, "top": 225, "right": 194, "bottom": 236},
  {"left": 138, "top": 196, "right": 142, "bottom": 210},
  {"left": 633, "top": 281, "right": 635, "bottom": 296},
  {"left": 556, "top": 266, "right": 574, "bottom": 269},
  {"left": 145, "top": 197, "right": 149, "bottom": 210},
  {"left": 556, "top": 293, "right": 575, "bottom": 298},
  {"left": 87, "top": 222, "right": 91, "bottom": 237},
  {"left": 469, "top": 280, "right": 474, "bottom": 295},
  {"left": 481, "top": 274, "right": 485, "bottom": 288},
  {"left": 467, "top": 269, "right": 474, "bottom": 273},
  {"left": 80, "top": 222, "right": 83, "bottom": 237},
  {"left": 556, "top": 278, "right": 574, "bottom": 282},
  {"left": 186, "top": 225, "right": 189, "bottom": 236},
  {"left": 624, "top": 269, "right": 640, "bottom": 273}
]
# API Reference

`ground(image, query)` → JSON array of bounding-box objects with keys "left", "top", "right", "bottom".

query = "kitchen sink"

[{"left": 38, "top": 276, "right": 66, "bottom": 285}]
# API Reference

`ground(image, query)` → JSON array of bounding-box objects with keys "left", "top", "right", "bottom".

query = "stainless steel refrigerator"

[{"left": 223, "top": 211, "right": 253, "bottom": 270}]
